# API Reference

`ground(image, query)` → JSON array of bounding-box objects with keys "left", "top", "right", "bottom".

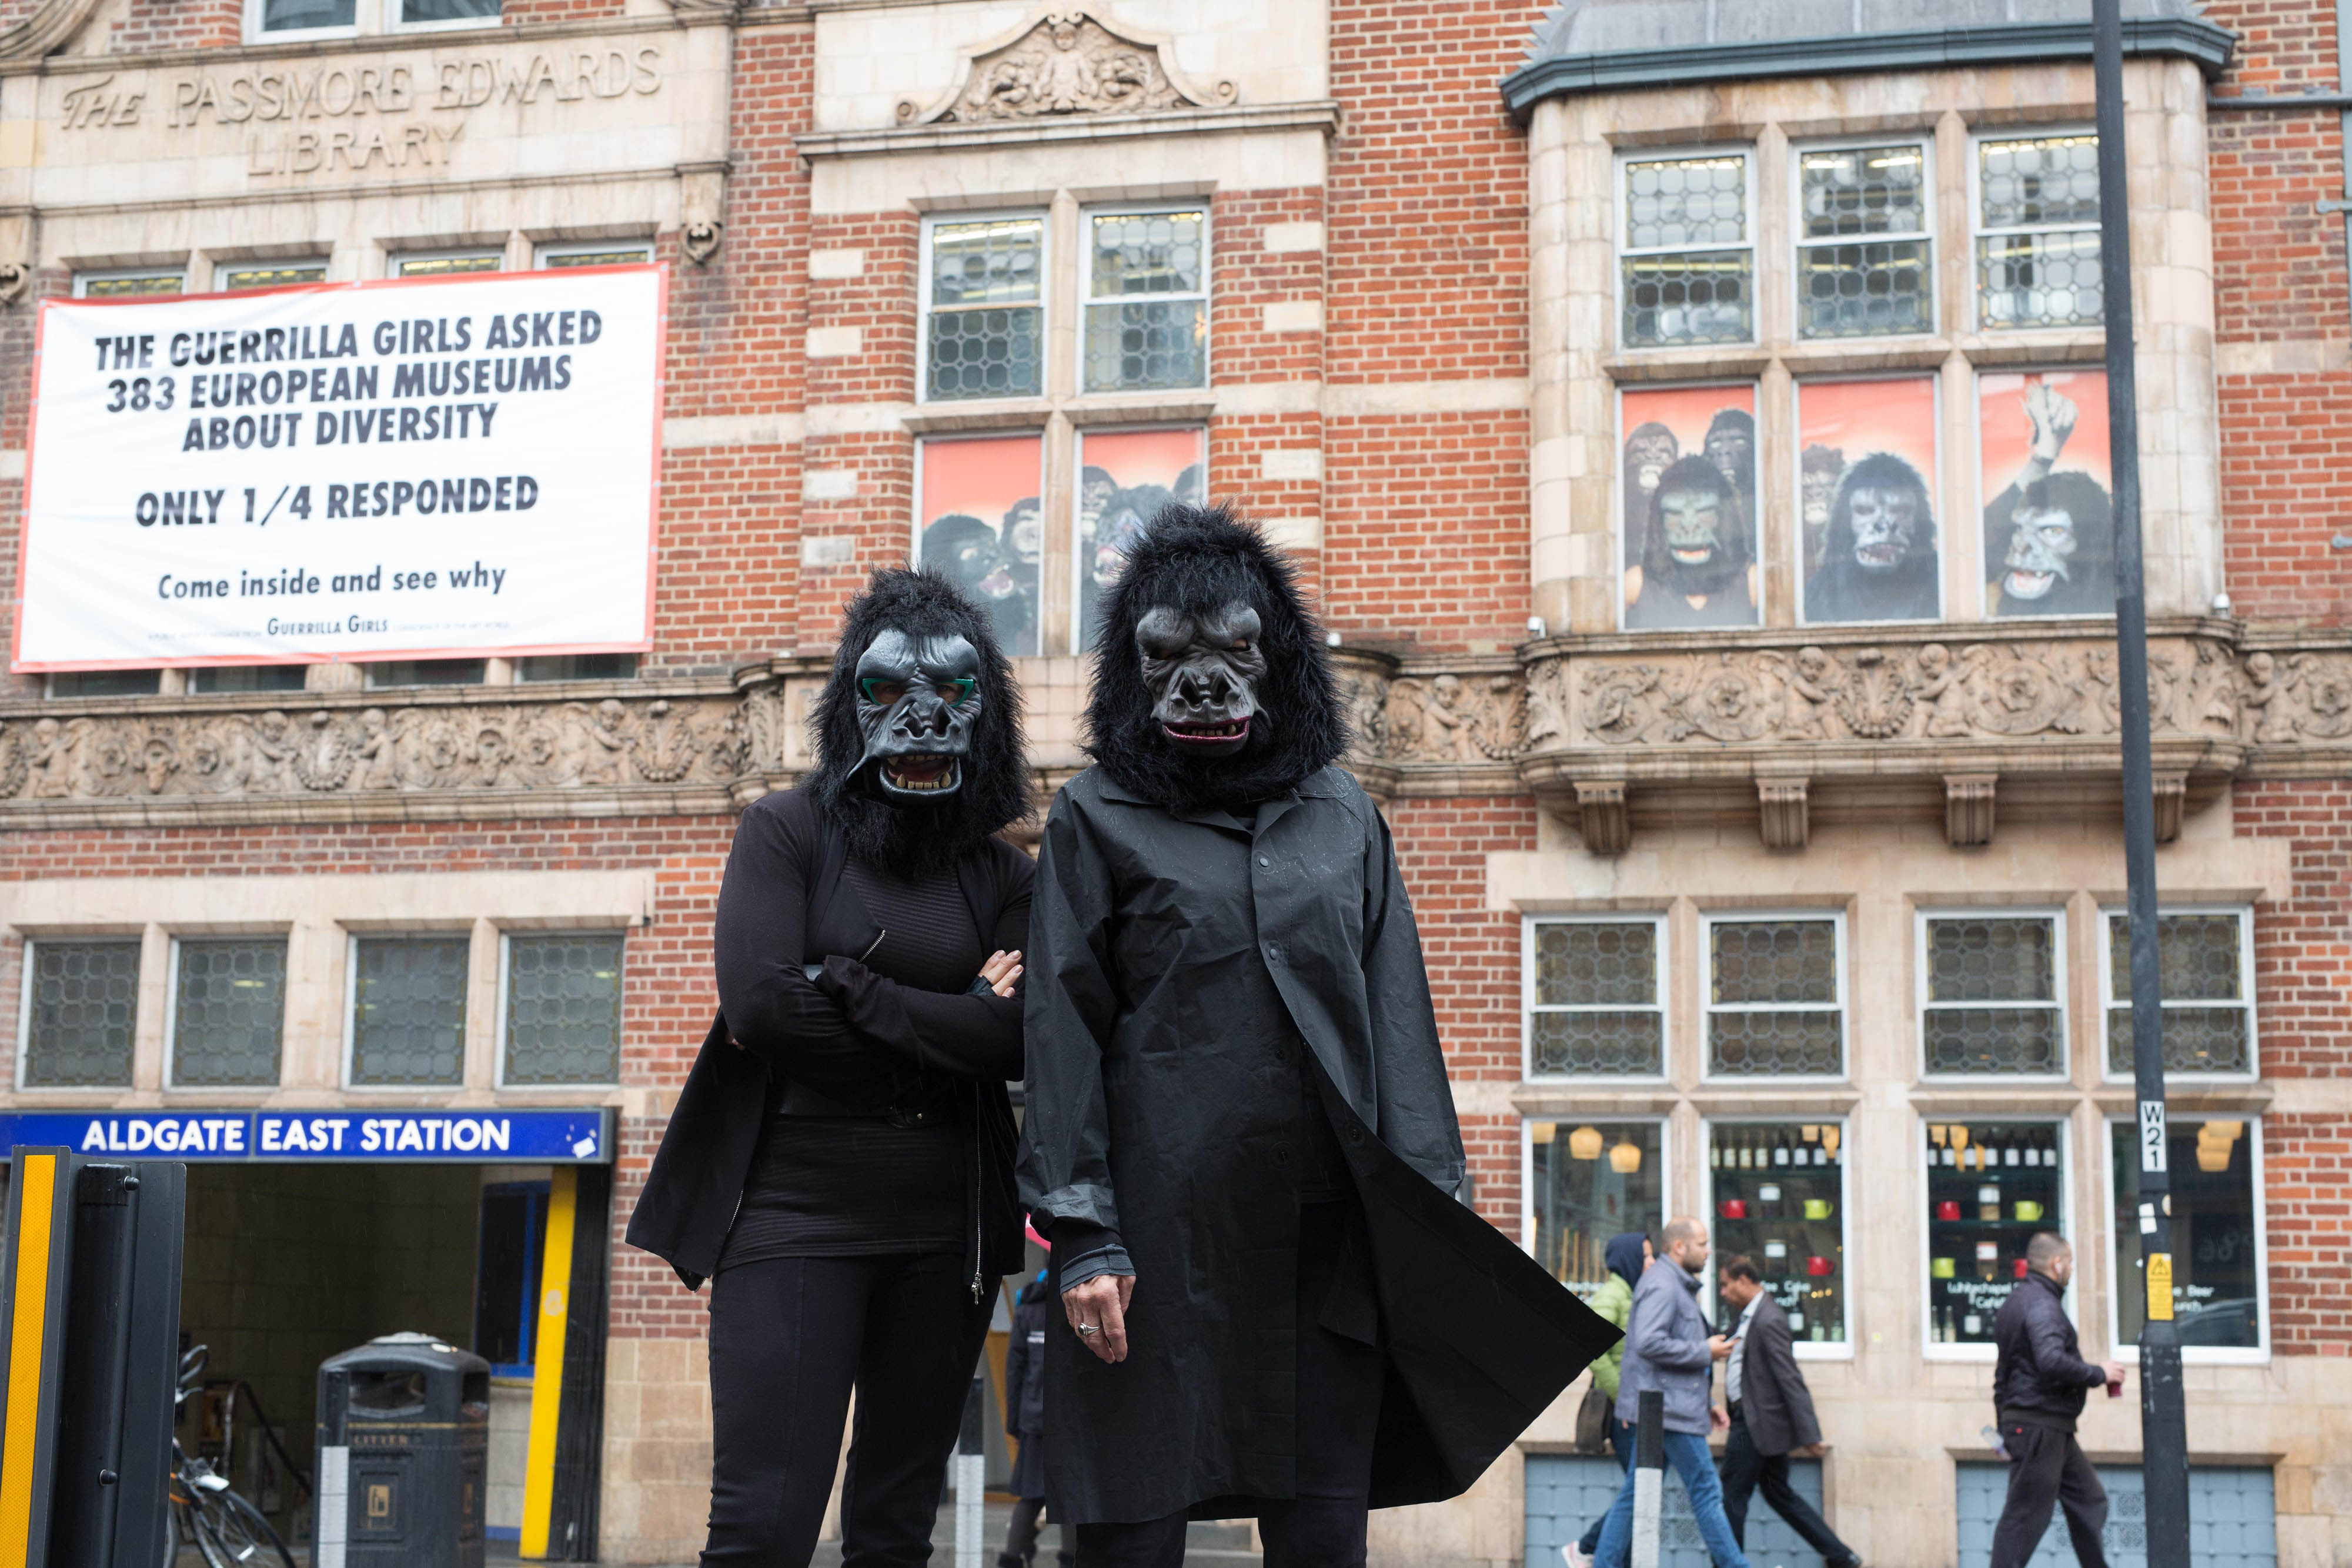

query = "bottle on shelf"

[
  {"left": 2023, "top": 1129, "right": 2042, "bottom": 1169},
  {"left": 1738, "top": 1132, "right": 1755, "bottom": 1170},
  {"left": 2002, "top": 1132, "right": 2022, "bottom": 1168},
  {"left": 1710, "top": 1136, "right": 1723, "bottom": 1169},
  {"left": 1772, "top": 1131, "right": 1791, "bottom": 1168}
]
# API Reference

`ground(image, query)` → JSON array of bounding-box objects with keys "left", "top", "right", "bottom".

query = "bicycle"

[{"left": 167, "top": 1346, "right": 297, "bottom": 1568}]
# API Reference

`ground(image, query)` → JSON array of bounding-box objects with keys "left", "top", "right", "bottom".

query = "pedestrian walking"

[
  {"left": 1714, "top": 1258, "right": 1862, "bottom": 1568},
  {"left": 1000, "top": 1226, "right": 1073, "bottom": 1568},
  {"left": 1588, "top": 1218, "right": 1750, "bottom": 1568},
  {"left": 1562, "top": 1233, "right": 1651, "bottom": 1568},
  {"left": 1989, "top": 1233, "right": 2126, "bottom": 1568}
]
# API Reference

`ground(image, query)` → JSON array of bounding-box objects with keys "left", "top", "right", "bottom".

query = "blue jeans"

[
  {"left": 1575, "top": 1417, "right": 1636, "bottom": 1554},
  {"left": 1593, "top": 1429, "right": 1752, "bottom": 1568}
]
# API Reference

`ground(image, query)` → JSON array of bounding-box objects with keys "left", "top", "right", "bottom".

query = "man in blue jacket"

[
  {"left": 1591, "top": 1217, "right": 1749, "bottom": 1568},
  {"left": 1989, "top": 1232, "right": 2126, "bottom": 1568}
]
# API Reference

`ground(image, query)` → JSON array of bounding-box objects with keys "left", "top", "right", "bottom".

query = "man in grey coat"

[
  {"left": 1717, "top": 1257, "right": 1862, "bottom": 1567},
  {"left": 1589, "top": 1218, "right": 1750, "bottom": 1568}
]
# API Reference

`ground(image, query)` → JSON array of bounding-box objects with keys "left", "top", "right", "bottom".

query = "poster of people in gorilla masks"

[
  {"left": 916, "top": 434, "right": 1043, "bottom": 656},
  {"left": 1797, "top": 377, "right": 1943, "bottom": 624},
  {"left": 1077, "top": 426, "right": 1207, "bottom": 648},
  {"left": 1979, "top": 370, "right": 2116, "bottom": 617},
  {"left": 1618, "top": 385, "right": 1759, "bottom": 630}
]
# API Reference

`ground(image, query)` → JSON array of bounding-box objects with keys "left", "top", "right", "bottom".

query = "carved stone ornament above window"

[{"left": 896, "top": 9, "right": 1237, "bottom": 126}]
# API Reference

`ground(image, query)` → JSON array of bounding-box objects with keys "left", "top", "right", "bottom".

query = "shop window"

[
  {"left": 1525, "top": 917, "right": 1665, "bottom": 1079},
  {"left": 169, "top": 938, "right": 288, "bottom": 1088},
  {"left": 348, "top": 936, "right": 469, "bottom": 1087},
  {"left": 1975, "top": 132, "right": 2102, "bottom": 330},
  {"left": 2111, "top": 1117, "right": 2263, "bottom": 1354},
  {"left": 1795, "top": 142, "right": 1932, "bottom": 339},
  {"left": 475, "top": 1182, "right": 547, "bottom": 1376},
  {"left": 1919, "top": 913, "right": 2065, "bottom": 1077},
  {"left": 1924, "top": 1119, "right": 2067, "bottom": 1350},
  {"left": 537, "top": 243, "right": 654, "bottom": 270},
  {"left": 76, "top": 271, "right": 183, "bottom": 299},
  {"left": 1081, "top": 207, "right": 1208, "bottom": 393},
  {"left": 220, "top": 263, "right": 328, "bottom": 291},
  {"left": 366, "top": 660, "right": 487, "bottom": 688},
  {"left": 921, "top": 215, "right": 1045, "bottom": 402},
  {"left": 1980, "top": 370, "right": 2119, "bottom": 618},
  {"left": 1707, "top": 1121, "right": 1847, "bottom": 1346},
  {"left": 916, "top": 434, "right": 1044, "bottom": 656},
  {"left": 2102, "top": 908, "right": 2254, "bottom": 1077},
  {"left": 1076, "top": 427, "right": 1207, "bottom": 648},
  {"left": 1618, "top": 385, "right": 1759, "bottom": 630},
  {"left": 392, "top": 253, "right": 501, "bottom": 279},
  {"left": 1618, "top": 151, "right": 1752, "bottom": 349},
  {"left": 1702, "top": 915, "right": 1844, "bottom": 1078},
  {"left": 1796, "top": 377, "right": 1941, "bottom": 624},
  {"left": 46, "top": 670, "right": 162, "bottom": 698},
  {"left": 190, "top": 666, "right": 310, "bottom": 694},
  {"left": 1528, "top": 1121, "right": 1665, "bottom": 1300},
  {"left": 500, "top": 933, "right": 623, "bottom": 1086},
  {"left": 516, "top": 654, "right": 639, "bottom": 683},
  {"left": 20, "top": 940, "right": 139, "bottom": 1089}
]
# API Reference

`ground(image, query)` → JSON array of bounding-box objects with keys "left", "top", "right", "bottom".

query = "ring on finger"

[{"left": 1075, "top": 1322, "right": 1100, "bottom": 1337}]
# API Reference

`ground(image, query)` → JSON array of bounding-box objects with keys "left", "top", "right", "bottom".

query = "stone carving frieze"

[
  {"left": 1379, "top": 671, "right": 1531, "bottom": 763},
  {"left": 903, "top": 10, "right": 1237, "bottom": 125}
]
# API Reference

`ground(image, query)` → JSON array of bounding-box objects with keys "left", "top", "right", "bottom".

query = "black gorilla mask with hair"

[
  {"left": 808, "top": 568, "right": 1030, "bottom": 878},
  {"left": 1086, "top": 504, "right": 1344, "bottom": 811}
]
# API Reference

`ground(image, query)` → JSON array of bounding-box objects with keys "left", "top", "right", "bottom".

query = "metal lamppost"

[{"left": 2090, "top": 1, "right": 2190, "bottom": 1559}]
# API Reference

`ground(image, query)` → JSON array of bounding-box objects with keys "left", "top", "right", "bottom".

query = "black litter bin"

[{"left": 315, "top": 1332, "right": 490, "bottom": 1568}]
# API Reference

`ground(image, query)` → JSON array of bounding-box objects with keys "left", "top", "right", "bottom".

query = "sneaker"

[{"left": 1562, "top": 1546, "right": 1593, "bottom": 1568}]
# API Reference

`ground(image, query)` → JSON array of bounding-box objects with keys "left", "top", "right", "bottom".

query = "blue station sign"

[{"left": 0, "top": 1108, "right": 612, "bottom": 1164}]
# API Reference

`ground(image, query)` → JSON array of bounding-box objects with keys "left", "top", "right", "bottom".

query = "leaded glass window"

[
  {"left": 76, "top": 272, "right": 182, "bottom": 299},
  {"left": 22, "top": 940, "right": 139, "bottom": 1088},
  {"left": 1976, "top": 133, "right": 2103, "bottom": 329},
  {"left": 171, "top": 938, "right": 287, "bottom": 1088},
  {"left": 924, "top": 216, "right": 1044, "bottom": 402},
  {"left": 220, "top": 264, "right": 328, "bottom": 291},
  {"left": 350, "top": 936, "right": 469, "bottom": 1086},
  {"left": 1082, "top": 209, "right": 1207, "bottom": 393},
  {"left": 1528, "top": 919, "right": 1665, "bottom": 1077},
  {"left": 2103, "top": 910, "right": 2253, "bottom": 1075},
  {"left": 502, "top": 933, "right": 623, "bottom": 1086},
  {"left": 1620, "top": 153, "right": 1753, "bottom": 349},
  {"left": 1797, "top": 143, "right": 1932, "bottom": 339},
  {"left": 1705, "top": 917, "right": 1843, "bottom": 1076},
  {"left": 1920, "top": 915, "right": 2064, "bottom": 1076}
]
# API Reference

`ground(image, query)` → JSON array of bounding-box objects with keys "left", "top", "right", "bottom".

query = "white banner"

[{"left": 14, "top": 265, "right": 665, "bottom": 671}]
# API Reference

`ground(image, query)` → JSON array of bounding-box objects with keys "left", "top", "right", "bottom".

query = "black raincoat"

[{"left": 1020, "top": 764, "right": 1618, "bottom": 1524}]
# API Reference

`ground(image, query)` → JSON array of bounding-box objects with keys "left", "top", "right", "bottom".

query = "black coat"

[
  {"left": 1993, "top": 1269, "right": 2106, "bottom": 1430},
  {"left": 626, "top": 788, "right": 1034, "bottom": 1290},
  {"left": 1020, "top": 765, "right": 1618, "bottom": 1524},
  {"left": 1729, "top": 1295, "right": 1820, "bottom": 1456}
]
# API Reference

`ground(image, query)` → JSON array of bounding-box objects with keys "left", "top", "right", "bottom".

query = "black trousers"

[
  {"left": 703, "top": 1252, "right": 993, "bottom": 1568},
  {"left": 1989, "top": 1422, "right": 2110, "bottom": 1568},
  {"left": 1000, "top": 1496, "right": 1074, "bottom": 1567},
  {"left": 1074, "top": 1202, "right": 1385, "bottom": 1568},
  {"left": 1718, "top": 1408, "right": 1857, "bottom": 1567}
]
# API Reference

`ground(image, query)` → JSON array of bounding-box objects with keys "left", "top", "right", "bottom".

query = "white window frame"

[
  {"left": 910, "top": 430, "right": 1047, "bottom": 601},
  {"left": 14, "top": 934, "right": 143, "bottom": 1092},
  {"left": 74, "top": 269, "right": 185, "bottom": 299},
  {"left": 1701, "top": 1114, "right": 1855, "bottom": 1359},
  {"left": 493, "top": 928, "right": 626, "bottom": 1091},
  {"left": 215, "top": 259, "right": 332, "bottom": 293},
  {"left": 387, "top": 250, "right": 503, "bottom": 280},
  {"left": 1789, "top": 135, "right": 1936, "bottom": 341},
  {"left": 342, "top": 931, "right": 472, "bottom": 1091},
  {"left": 1521, "top": 1116, "right": 1673, "bottom": 1283},
  {"left": 535, "top": 240, "right": 656, "bottom": 270},
  {"left": 1792, "top": 371, "right": 1945, "bottom": 626},
  {"left": 917, "top": 209, "right": 1050, "bottom": 406},
  {"left": 1614, "top": 145, "right": 1757, "bottom": 352},
  {"left": 2102, "top": 1114, "right": 2269, "bottom": 1365},
  {"left": 1919, "top": 1112, "right": 2076, "bottom": 1363},
  {"left": 242, "top": 0, "right": 358, "bottom": 42},
  {"left": 1915, "top": 908, "right": 2070, "bottom": 1082},
  {"left": 1968, "top": 125, "right": 2102, "bottom": 333},
  {"left": 1071, "top": 423, "right": 1208, "bottom": 654},
  {"left": 1698, "top": 909, "right": 1849, "bottom": 1084},
  {"left": 2096, "top": 904, "right": 2258, "bottom": 1083},
  {"left": 1615, "top": 380, "right": 1760, "bottom": 635},
  {"left": 382, "top": 0, "right": 500, "bottom": 35},
  {"left": 1521, "top": 912, "right": 1671, "bottom": 1084},
  {"left": 1075, "top": 201, "right": 1211, "bottom": 396},
  {"left": 162, "top": 933, "right": 290, "bottom": 1092}
]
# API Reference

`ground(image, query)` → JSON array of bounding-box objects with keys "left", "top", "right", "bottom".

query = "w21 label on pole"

[{"left": 13, "top": 265, "right": 666, "bottom": 672}]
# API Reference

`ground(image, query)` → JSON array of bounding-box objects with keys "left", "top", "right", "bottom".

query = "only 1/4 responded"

[{"left": 134, "top": 474, "right": 540, "bottom": 527}]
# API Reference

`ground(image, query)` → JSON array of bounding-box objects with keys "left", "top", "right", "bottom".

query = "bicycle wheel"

[{"left": 187, "top": 1488, "right": 295, "bottom": 1568}]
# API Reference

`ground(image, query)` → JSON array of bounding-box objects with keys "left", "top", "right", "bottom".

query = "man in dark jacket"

[
  {"left": 1989, "top": 1232, "right": 2127, "bottom": 1567},
  {"left": 1715, "top": 1258, "right": 1861, "bottom": 1568},
  {"left": 1022, "top": 507, "right": 1615, "bottom": 1567}
]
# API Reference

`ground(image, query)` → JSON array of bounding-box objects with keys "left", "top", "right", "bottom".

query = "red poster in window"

[
  {"left": 1797, "top": 376, "right": 1940, "bottom": 624},
  {"left": 1077, "top": 427, "right": 1206, "bottom": 647},
  {"left": 917, "top": 434, "right": 1043, "bottom": 657},
  {"left": 1979, "top": 370, "right": 2115, "bottom": 618},
  {"left": 1619, "top": 384, "right": 1758, "bottom": 630}
]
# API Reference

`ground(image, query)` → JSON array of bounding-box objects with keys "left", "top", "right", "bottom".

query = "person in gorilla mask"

[
  {"left": 1022, "top": 505, "right": 1616, "bottom": 1568},
  {"left": 629, "top": 569, "right": 1035, "bottom": 1568},
  {"left": 1803, "top": 452, "right": 1942, "bottom": 623},
  {"left": 1624, "top": 456, "right": 1759, "bottom": 628}
]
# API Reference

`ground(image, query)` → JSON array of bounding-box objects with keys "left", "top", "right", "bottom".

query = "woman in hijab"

[{"left": 1565, "top": 1233, "right": 1654, "bottom": 1568}]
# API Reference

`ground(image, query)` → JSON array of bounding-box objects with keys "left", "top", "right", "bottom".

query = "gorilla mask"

[
  {"left": 1138, "top": 602, "right": 1265, "bottom": 755},
  {"left": 1641, "top": 456, "right": 1748, "bottom": 597},
  {"left": 1996, "top": 472, "right": 2114, "bottom": 614},
  {"left": 1846, "top": 483, "right": 1923, "bottom": 572},
  {"left": 853, "top": 628, "right": 983, "bottom": 797}
]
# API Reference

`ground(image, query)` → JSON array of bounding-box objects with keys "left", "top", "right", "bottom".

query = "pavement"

[{"left": 808, "top": 1499, "right": 1261, "bottom": 1565}]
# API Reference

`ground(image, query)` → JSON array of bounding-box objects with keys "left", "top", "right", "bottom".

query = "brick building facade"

[{"left": 0, "top": 0, "right": 2345, "bottom": 1563}]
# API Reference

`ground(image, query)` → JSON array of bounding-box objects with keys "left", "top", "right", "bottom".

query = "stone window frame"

[
  {"left": 1521, "top": 911, "right": 1672, "bottom": 1085},
  {"left": 12, "top": 931, "right": 144, "bottom": 1092},
  {"left": 2095, "top": 903, "right": 2257, "bottom": 1083},
  {"left": 1913, "top": 907, "right": 2071, "bottom": 1084},
  {"left": 917, "top": 207, "right": 1052, "bottom": 407},
  {"left": 1700, "top": 1111, "right": 1856, "bottom": 1359},
  {"left": 72, "top": 269, "right": 185, "bottom": 299},
  {"left": 242, "top": 0, "right": 500, "bottom": 45},
  {"left": 1917, "top": 1110, "right": 2078, "bottom": 1365},
  {"left": 1519, "top": 1115, "right": 1672, "bottom": 1293},
  {"left": 380, "top": 0, "right": 503, "bottom": 39},
  {"left": 341, "top": 928, "right": 475, "bottom": 1091},
  {"left": 1074, "top": 199, "right": 1213, "bottom": 397},
  {"left": 2100, "top": 1112, "right": 2270, "bottom": 1366},
  {"left": 1967, "top": 123, "right": 2103, "bottom": 335},
  {"left": 1788, "top": 133, "right": 1939, "bottom": 343},
  {"left": 1614, "top": 143, "right": 1758, "bottom": 351},
  {"left": 1696, "top": 908, "right": 1850, "bottom": 1084},
  {"left": 493, "top": 927, "right": 627, "bottom": 1091},
  {"left": 161, "top": 931, "right": 292, "bottom": 1092}
]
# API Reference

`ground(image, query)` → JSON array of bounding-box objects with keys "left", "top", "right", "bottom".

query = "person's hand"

[
  {"left": 1707, "top": 1334, "right": 1735, "bottom": 1360},
  {"left": 1711, "top": 1405, "right": 1730, "bottom": 1431},
  {"left": 1799, "top": 1442, "right": 1827, "bottom": 1458},
  {"left": 729, "top": 1032, "right": 745, "bottom": 1052},
  {"left": 1063, "top": 1274, "right": 1134, "bottom": 1365},
  {"left": 2102, "top": 1360, "right": 2127, "bottom": 1386},
  {"left": 2025, "top": 382, "right": 2079, "bottom": 462},
  {"left": 978, "top": 949, "right": 1024, "bottom": 998}
]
